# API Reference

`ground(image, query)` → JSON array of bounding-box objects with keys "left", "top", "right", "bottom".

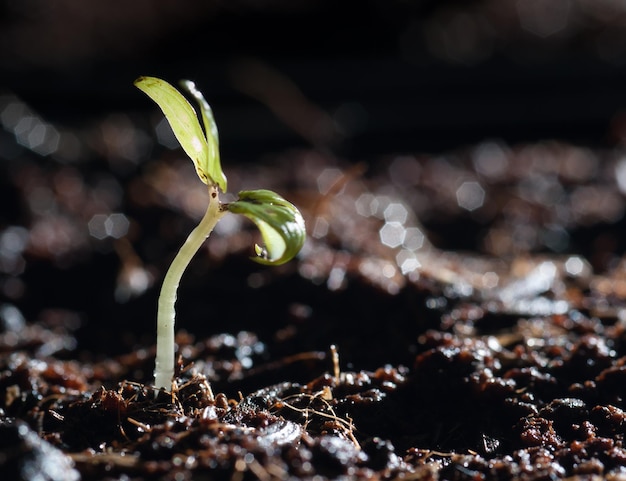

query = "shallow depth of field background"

[
  {"left": 3, "top": 0, "right": 626, "bottom": 357},
  {"left": 3, "top": 0, "right": 626, "bottom": 158}
]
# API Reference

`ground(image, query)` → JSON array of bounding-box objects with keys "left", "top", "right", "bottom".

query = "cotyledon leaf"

[
  {"left": 179, "top": 80, "right": 227, "bottom": 193},
  {"left": 134, "top": 76, "right": 219, "bottom": 188},
  {"left": 227, "top": 189, "right": 306, "bottom": 265}
]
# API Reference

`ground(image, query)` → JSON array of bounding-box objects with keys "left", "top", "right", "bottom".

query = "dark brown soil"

[{"left": 3, "top": 111, "right": 626, "bottom": 480}]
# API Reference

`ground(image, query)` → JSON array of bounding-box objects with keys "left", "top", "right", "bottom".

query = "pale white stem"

[{"left": 154, "top": 185, "right": 225, "bottom": 390}]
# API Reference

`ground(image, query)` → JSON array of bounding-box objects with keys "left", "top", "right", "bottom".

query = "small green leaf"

[
  {"left": 227, "top": 189, "right": 306, "bottom": 265},
  {"left": 180, "top": 80, "right": 227, "bottom": 193},
  {"left": 135, "top": 76, "right": 225, "bottom": 189}
]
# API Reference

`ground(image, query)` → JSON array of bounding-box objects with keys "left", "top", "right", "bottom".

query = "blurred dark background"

[
  {"left": 2, "top": 0, "right": 626, "bottom": 387},
  {"left": 4, "top": 0, "right": 626, "bottom": 364},
  {"left": 3, "top": 0, "right": 626, "bottom": 160}
]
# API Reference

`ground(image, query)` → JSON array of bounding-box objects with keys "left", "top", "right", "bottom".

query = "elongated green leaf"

[
  {"left": 180, "top": 80, "right": 227, "bottom": 193},
  {"left": 227, "top": 189, "right": 306, "bottom": 265},
  {"left": 134, "top": 76, "right": 212, "bottom": 185}
]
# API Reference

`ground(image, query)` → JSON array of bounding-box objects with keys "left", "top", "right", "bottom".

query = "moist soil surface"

[{"left": 3, "top": 118, "right": 626, "bottom": 480}]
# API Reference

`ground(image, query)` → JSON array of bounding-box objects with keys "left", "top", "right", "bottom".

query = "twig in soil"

[
  {"left": 70, "top": 452, "right": 140, "bottom": 471},
  {"left": 331, "top": 344, "right": 341, "bottom": 381},
  {"left": 126, "top": 417, "right": 151, "bottom": 433},
  {"left": 275, "top": 391, "right": 360, "bottom": 449},
  {"left": 241, "top": 351, "right": 326, "bottom": 378}
]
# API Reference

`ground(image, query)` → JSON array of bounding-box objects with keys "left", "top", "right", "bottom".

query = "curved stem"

[{"left": 154, "top": 185, "right": 225, "bottom": 389}]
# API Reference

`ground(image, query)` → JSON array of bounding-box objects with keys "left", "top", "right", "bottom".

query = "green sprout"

[{"left": 134, "top": 76, "right": 306, "bottom": 390}]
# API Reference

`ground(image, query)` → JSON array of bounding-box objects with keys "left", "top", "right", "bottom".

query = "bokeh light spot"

[
  {"left": 456, "top": 181, "right": 485, "bottom": 211},
  {"left": 565, "top": 256, "right": 585, "bottom": 277},
  {"left": 355, "top": 193, "right": 377, "bottom": 217},
  {"left": 403, "top": 227, "right": 425, "bottom": 251},
  {"left": 379, "top": 222, "right": 406, "bottom": 248},
  {"left": 88, "top": 213, "right": 130, "bottom": 240},
  {"left": 472, "top": 141, "right": 509, "bottom": 179},
  {"left": 396, "top": 250, "right": 421, "bottom": 275},
  {"left": 383, "top": 203, "right": 408, "bottom": 223},
  {"left": 317, "top": 168, "right": 342, "bottom": 195}
]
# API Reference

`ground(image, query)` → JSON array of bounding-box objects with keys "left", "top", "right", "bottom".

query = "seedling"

[{"left": 135, "top": 76, "right": 306, "bottom": 390}]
